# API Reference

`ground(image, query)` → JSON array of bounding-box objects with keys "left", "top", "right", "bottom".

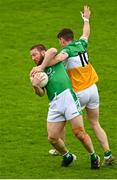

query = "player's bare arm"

[
  {"left": 81, "top": 5, "right": 91, "bottom": 39},
  {"left": 35, "top": 49, "right": 68, "bottom": 72},
  {"left": 40, "top": 48, "right": 58, "bottom": 69},
  {"left": 30, "top": 71, "right": 45, "bottom": 96},
  {"left": 43, "top": 51, "right": 68, "bottom": 68},
  {"left": 54, "top": 52, "right": 68, "bottom": 63},
  {"left": 31, "top": 48, "right": 58, "bottom": 73},
  {"left": 33, "top": 86, "right": 45, "bottom": 97}
]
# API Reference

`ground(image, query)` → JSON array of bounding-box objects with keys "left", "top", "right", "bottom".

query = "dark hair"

[
  {"left": 30, "top": 44, "right": 47, "bottom": 51},
  {"left": 57, "top": 28, "right": 74, "bottom": 41}
]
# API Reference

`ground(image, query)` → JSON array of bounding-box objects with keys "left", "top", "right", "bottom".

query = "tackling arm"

[
  {"left": 39, "top": 49, "right": 68, "bottom": 71},
  {"left": 40, "top": 48, "right": 58, "bottom": 70},
  {"left": 30, "top": 48, "right": 58, "bottom": 74}
]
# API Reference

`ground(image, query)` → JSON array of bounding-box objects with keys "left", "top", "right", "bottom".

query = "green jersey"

[
  {"left": 44, "top": 62, "right": 74, "bottom": 101},
  {"left": 61, "top": 39, "right": 88, "bottom": 57}
]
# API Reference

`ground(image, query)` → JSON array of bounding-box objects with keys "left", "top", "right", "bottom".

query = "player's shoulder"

[
  {"left": 79, "top": 36, "right": 88, "bottom": 43},
  {"left": 61, "top": 46, "right": 70, "bottom": 54}
]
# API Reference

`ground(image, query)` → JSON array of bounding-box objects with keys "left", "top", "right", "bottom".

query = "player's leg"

[
  {"left": 85, "top": 84, "right": 114, "bottom": 165},
  {"left": 48, "top": 93, "right": 67, "bottom": 155},
  {"left": 70, "top": 115, "right": 100, "bottom": 169},
  {"left": 71, "top": 115, "right": 94, "bottom": 153},
  {"left": 47, "top": 121, "right": 67, "bottom": 155},
  {"left": 65, "top": 89, "right": 95, "bottom": 153},
  {"left": 64, "top": 89, "right": 100, "bottom": 169},
  {"left": 86, "top": 107, "right": 110, "bottom": 151},
  {"left": 86, "top": 107, "right": 114, "bottom": 165},
  {"left": 49, "top": 128, "right": 65, "bottom": 155},
  {"left": 47, "top": 121, "right": 76, "bottom": 166}
]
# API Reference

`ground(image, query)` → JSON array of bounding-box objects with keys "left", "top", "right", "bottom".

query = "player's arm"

[
  {"left": 30, "top": 72, "right": 45, "bottom": 97},
  {"left": 47, "top": 51, "right": 68, "bottom": 66},
  {"left": 33, "top": 86, "right": 45, "bottom": 97},
  {"left": 30, "top": 48, "right": 58, "bottom": 75},
  {"left": 40, "top": 48, "right": 58, "bottom": 69},
  {"left": 39, "top": 49, "right": 69, "bottom": 71},
  {"left": 80, "top": 5, "right": 91, "bottom": 39}
]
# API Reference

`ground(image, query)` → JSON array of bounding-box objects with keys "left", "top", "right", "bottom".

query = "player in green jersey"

[{"left": 29, "top": 44, "right": 100, "bottom": 169}]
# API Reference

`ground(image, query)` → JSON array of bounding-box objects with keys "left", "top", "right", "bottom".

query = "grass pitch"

[{"left": 0, "top": 0, "right": 117, "bottom": 178}]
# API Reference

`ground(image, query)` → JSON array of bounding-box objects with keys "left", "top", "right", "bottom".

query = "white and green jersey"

[
  {"left": 44, "top": 62, "right": 76, "bottom": 101},
  {"left": 61, "top": 38, "right": 88, "bottom": 68},
  {"left": 60, "top": 38, "right": 98, "bottom": 92}
]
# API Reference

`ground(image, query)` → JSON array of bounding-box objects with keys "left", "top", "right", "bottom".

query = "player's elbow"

[
  {"left": 55, "top": 53, "right": 68, "bottom": 62},
  {"left": 35, "top": 91, "right": 43, "bottom": 96},
  {"left": 48, "top": 48, "right": 58, "bottom": 55},
  {"left": 33, "top": 86, "right": 45, "bottom": 97}
]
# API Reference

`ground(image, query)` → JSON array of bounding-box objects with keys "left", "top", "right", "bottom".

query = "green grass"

[{"left": 0, "top": 0, "right": 117, "bottom": 178}]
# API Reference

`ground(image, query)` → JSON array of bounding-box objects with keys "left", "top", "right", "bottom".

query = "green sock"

[
  {"left": 90, "top": 153, "right": 98, "bottom": 161},
  {"left": 63, "top": 152, "right": 72, "bottom": 160},
  {"left": 104, "top": 150, "right": 112, "bottom": 157}
]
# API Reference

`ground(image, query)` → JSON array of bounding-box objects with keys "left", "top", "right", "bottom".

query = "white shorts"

[
  {"left": 47, "top": 89, "right": 82, "bottom": 122},
  {"left": 76, "top": 84, "right": 99, "bottom": 109}
]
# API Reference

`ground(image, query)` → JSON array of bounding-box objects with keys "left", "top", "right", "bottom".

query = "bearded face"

[{"left": 30, "top": 48, "right": 45, "bottom": 66}]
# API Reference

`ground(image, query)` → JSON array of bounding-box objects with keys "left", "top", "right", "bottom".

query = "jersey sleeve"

[
  {"left": 60, "top": 48, "right": 70, "bottom": 57},
  {"left": 79, "top": 37, "right": 88, "bottom": 50}
]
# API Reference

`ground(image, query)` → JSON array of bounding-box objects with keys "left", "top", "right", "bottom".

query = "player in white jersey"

[
  {"left": 55, "top": 6, "right": 114, "bottom": 166},
  {"left": 34, "top": 6, "right": 114, "bottom": 166}
]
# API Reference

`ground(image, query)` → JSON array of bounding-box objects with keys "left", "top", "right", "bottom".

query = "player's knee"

[
  {"left": 73, "top": 127, "right": 89, "bottom": 142},
  {"left": 90, "top": 121, "right": 100, "bottom": 130},
  {"left": 48, "top": 135, "right": 58, "bottom": 145}
]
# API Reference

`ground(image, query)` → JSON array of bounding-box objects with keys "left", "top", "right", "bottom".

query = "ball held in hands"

[{"left": 32, "top": 72, "right": 48, "bottom": 88}]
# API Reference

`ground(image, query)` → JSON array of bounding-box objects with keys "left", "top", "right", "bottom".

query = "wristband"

[{"left": 83, "top": 17, "right": 89, "bottom": 22}]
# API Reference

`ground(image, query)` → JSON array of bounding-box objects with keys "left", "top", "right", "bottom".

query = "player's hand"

[
  {"left": 81, "top": 5, "right": 91, "bottom": 20},
  {"left": 30, "top": 72, "right": 45, "bottom": 87},
  {"left": 36, "top": 65, "right": 44, "bottom": 72},
  {"left": 30, "top": 66, "right": 42, "bottom": 78}
]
